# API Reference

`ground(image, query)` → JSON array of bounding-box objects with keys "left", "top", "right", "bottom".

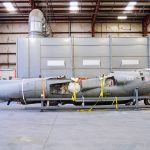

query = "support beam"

[
  {"left": 142, "top": 15, "right": 150, "bottom": 37},
  {"left": 29, "top": 0, "right": 36, "bottom": 10},
  {"left": 91, "top": 0, "right": 100, "bottom": 37}
]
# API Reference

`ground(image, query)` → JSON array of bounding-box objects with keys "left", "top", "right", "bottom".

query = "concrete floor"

[{"left": 0, "top": 103, "right": 150, "bottom": 150}]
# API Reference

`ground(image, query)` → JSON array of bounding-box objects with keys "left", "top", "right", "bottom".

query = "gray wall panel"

[
  {"left": 41, "top": 46, "right": 72, "bottom": 57},
  {"left": 17, "top": 38, "right": 29, "bottom": 78},
  {"left": 74, "top": 46, "right": 109, "bottom": 56},
  {"left": 74, "top": 57, "right": 110, "bottom": 68},
  {"left": 29, "top": 38, "right": 41, "bottom": 77},
  {"left": 41, "top": 69, "right": 72, "bottom": 77},
  {"left": 112, "top": 45, "right": 147, "bottom": 56},
  {"left": 112, "top": 57, "right": 147, "bottom": 69},
  {"left": 74, "top": 38, "right": 109, "bottom": 45},
  {"left": 74, "top": 69, "right": 109, "bottom": 78},
  {"left": 41, "top": 38, "right": 71, "bottom": 46},
  {"left": 112, "top": 37, "right": 147, "bottom": 45}
]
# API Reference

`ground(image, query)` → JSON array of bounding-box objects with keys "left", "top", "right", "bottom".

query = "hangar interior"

[{"left": 0, "top": 1, "right": 150, "bottom": 150}]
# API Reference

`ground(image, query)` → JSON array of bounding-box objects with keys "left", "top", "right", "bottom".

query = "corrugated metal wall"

[{"left": 17, "top": 37, "right": 148, "bottom": 78}]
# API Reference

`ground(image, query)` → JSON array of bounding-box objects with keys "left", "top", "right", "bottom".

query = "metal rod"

[{"left": 135, "top": 88, "right": 139, "bottom": 108}]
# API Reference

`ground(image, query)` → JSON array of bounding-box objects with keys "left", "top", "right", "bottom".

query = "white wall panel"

[
  {"left": 0, "top": 55, "right": 7, "bottom": 63},
  {"left": 95, "top": 33, "right": 102, "bottom": 37},
  {"left": 50, "top": 23, "right": 69, "bottom": 32},
  {"left": 131, "top": 24, "right": 142, "bottom": 32},
  {"left": 71, "top": 33, "right": 91, "bottom": 37},
  {"left": 53, "top": 34, "right": 69, "bottom": 37},
  {"left": 122, "top": 60, "right": 139, "bottom": 65},
  {"left": 95, "top": 23, "right": 102, "bottom": 32},
  {"left": 12, "top": 24, "right": 28, "bottom": 32},
  {"left": 112, "top": 37, "right": 147, "bottom": 45},
  {"left": 106, "top": 23, "right": 119, "bottom": 32},
  {"left": 47, "top": 60, "right": 65, "bottom": 67},
  {"left": 9, "top": 55, "right": 16, "bottom": 63},
  {"left": 71, "top": 23, "right": 91, "bottom": 32},
  {"left": 102, "top": 33, "right": 118, "bottom": 37},
  {"left": 0, "top": 23, "right": 28, "bottom": 32},
  {"left": 118, "top": 33, "right": 142, "bottom": 37},
  {"left": 74, "top": 38, "right": 109, "bottom": 45},
  {"left": 0, "top": 34, "right": 27, "bottom": 43},
  {"left": 119, "top": 23, "right": 131, "bottom": 32},
  {"left": 0, "top": 45, "right": 16, "bottom": 53}
]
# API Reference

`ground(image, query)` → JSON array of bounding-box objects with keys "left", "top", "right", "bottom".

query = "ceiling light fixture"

[
  {"left": 125, "top": 1, "right": 137, "bottom": 11},
  {"left": 118, "top": 16, "right": 127, "bottom": 20},
  {"left": 70, "top": 1, "right": 79, "bottom": 12},
  {"left": 3, "top": 2, "right": 16, "bottom": 11}
]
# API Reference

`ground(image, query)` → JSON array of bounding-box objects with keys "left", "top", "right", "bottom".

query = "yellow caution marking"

[
  {"left": 100, "top": 76, "right": 105, "bottom": 97},
  {"left": 41, "top": 79, "right": 45, "bottom": 98},
  {"left": 112, "top": 97, "right": 118, "bottom": 110},
  {"left": 76, "top": 109, "right": 92, "bottom": 112},
  {"left": 77, "top": 76, "right": 106, "bottom": 112},
  {"left": 72, "top": 82, "right": 76, "bottom": 102}
]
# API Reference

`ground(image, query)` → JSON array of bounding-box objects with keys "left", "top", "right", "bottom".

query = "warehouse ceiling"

[{"left": 0, "top": 0, "right": 149, "bottom": 23}]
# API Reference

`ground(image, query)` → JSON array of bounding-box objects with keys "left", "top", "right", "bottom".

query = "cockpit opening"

[{"left": 105, "top": 77, "right": 116, "bottom": 87}]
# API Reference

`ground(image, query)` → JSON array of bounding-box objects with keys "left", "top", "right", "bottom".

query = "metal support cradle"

[{"left": 39, "top": 90, "right": 150, "bottom": 112}]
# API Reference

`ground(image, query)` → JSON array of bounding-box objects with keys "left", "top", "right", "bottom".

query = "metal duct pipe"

[{"left": 29, "top": 9, "right": 50, "bottom": 38}]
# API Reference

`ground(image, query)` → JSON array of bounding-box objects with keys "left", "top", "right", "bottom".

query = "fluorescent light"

[
  {"left": 3, "top": 2, "right": 13, "bottom": 7},
  {"left": 125, "top": 4, "right": 136, "bottom": 11},
  {"left": 118, "top": 16, "right": 127, "bottom": 19},
  {"left": 125, "top": 7, "right": 134, "bottom": 11},
  {"left": 128, "top": 2, "right": 137, "bottom": 6},
  {"left": 3, "top": 2, "right": 16, "bottom": 11},
  {"left": 6, "top": 7, "right": 16, "bottom": 11},
  {"left": 70, "top": 1, "right": 79, "bottom": 11},
  {"left": 125, "top": 1, "right": 137, "bottom": 11},
  {"left": 69, "top": 6, "right": 79, "bottom": 11},
  {"left": 70, "top": 2, "right": 78, "bottom": 6}
]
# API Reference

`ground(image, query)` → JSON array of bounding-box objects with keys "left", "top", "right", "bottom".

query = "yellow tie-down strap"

[
  {"left": 41, "top": 79, "right": 45, "bottom": 99},
  {"left": 72, "top": 82, "right": 76, "bottom": 102},
  {"left": 100, "top": 76, "right": 106, "bottom": 97},
  {"left": 77, "top": 76, "right": 106, "bottom": 112},
  {"left": 112, "top": 97, "right": 118, "bottom": 110}
]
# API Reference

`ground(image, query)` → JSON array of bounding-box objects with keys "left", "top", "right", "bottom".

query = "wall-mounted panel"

[
  {"left": 112, "top": 45, "right": 147, "bottom": 56},
  {"left": 41, "top": 46, "right": 72, "bottom": 57},
  {"left": 74, "top": 46, "right": 109, "bottom": 56},
  {"left": 41, "top": 38, "right": 71, "bottom": 46},
  {"left": 112, "top": 57, "right": 147, "bottom": 69},
  {"left": 74, "top": 38, "right": 109, "bottom": 46},
  {"left": 74, "top": 69, "right": 110, "bottom": 78},
  {"left": 74, "top": 57, "right": 109, "bottom": 69},
  {"left": 29, "top": 38, "right": 41, "bottom": 77},
  {"left": 17, "top": 38, "right": 29, "bottom": 78},
  {"left": 112, "top": 37, "right": 147, "bottom": 45},
  {"left": 83, "top": 59, "right": 100, "bottom": 66},
  {"left": 41, "top": 69, "right": 72, "bottom": 78},
  {"left": 41, "top": 58, "right": 72, "bottom": 70},
  {"left": 122, "top": 60, "right": 139, "bottom": 65}
]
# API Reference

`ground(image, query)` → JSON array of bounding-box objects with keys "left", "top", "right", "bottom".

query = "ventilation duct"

[{"left": 29, "top": 9, "right": 50, "bottom": 38}]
